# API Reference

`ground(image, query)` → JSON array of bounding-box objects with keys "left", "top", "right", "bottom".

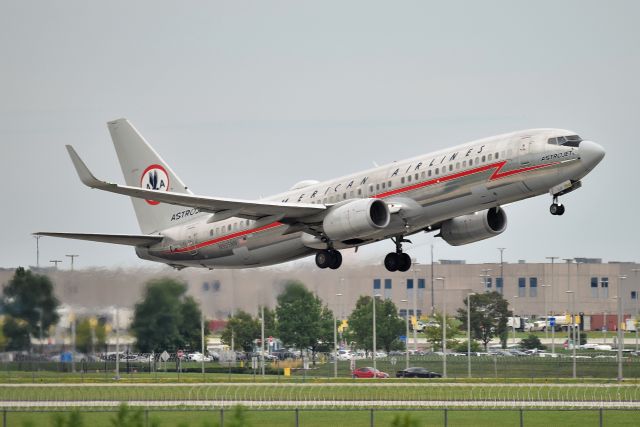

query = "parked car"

[
  {"left": 396, "top": 367, "right": 442, "bottom": 378},
  {"left": 351, "top": 367, "right": 389, "bottom": 378}
]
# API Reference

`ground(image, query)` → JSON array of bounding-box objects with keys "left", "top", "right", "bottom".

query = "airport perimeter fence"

[
  {"left": 3, "top": 354, "right": 640, "bottom": 380},
  {"left": 0, "top": 407, "right": 638, "bottom": 427}
]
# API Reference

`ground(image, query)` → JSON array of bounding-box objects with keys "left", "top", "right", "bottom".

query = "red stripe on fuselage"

[
  {"left": 165, "top": 221, "right": 284, "bottom": 254},
  {"left": 375, "top": 160, "right": 557, "bottom": 199},
  {"left": 164, "top": 160, "right": 559, "bottom": 255}
]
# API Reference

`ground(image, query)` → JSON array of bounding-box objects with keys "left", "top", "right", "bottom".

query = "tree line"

[{"left": 0, "top": 268, "right": 514, "bottom": 355}]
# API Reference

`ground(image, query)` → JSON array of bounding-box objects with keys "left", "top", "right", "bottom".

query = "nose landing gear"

[
  {"left": 549, "top": 196, "right": 565, "bottom": 216},
  {"left": 384, "top": 237, "right": 412, "bottom": 272}
]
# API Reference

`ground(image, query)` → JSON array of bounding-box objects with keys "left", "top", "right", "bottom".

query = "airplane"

[{"left": 36, "top": 119, "right": 605, "bottom": 272}]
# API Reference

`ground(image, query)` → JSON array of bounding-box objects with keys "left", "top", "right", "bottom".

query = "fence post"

[
  {"left": 220, "top": 408, "right": 224, "bottom": 427},
  {"left": 599, "top": 408, "right": 603, "bottom": 427},
  {"left": 144, "top": 409, "right": 149, "bottom": 427},
  {"left": 370, "top": 408, "right": 374, "bottom": 427},
  {"left": 444, "top": 408, "right": 448, "bottom": 427},
  {"left": 3, "top": 409, "right": 6, "bottom": 427},
  {"left": 519, "top": 408, "right": 523, "bottom": 427},
  {"left": 295, "top": 408, "right": 299, "bottom": 427}
]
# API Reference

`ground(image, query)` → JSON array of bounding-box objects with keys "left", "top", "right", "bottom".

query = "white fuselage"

[{"left": 136, "top": 128, "right": 602, "bottom": 269}]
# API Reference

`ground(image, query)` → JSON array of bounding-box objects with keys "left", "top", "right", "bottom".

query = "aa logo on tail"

[{"left": 140, "top": 164, "right": 170, "bottom": 206}]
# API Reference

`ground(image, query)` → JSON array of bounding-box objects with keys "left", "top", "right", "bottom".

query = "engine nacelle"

[
  {"left": 439, "top": 207, "right": 507, "bottom": 246},
  {"left": 323, "top": 198, "right": 390, "bottom": 241}
]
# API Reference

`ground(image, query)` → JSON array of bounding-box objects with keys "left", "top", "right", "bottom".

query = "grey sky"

[{"left": 1, "top": 1, "right": 638, "bottom": 270}]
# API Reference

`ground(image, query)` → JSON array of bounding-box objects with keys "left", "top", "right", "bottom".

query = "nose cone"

[{"left": 580, "top": 140, "right": 605, "bottom": 172}]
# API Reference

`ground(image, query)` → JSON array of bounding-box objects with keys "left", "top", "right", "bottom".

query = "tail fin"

[{"left": 108, "top": 118, "right": 204, "bottom": 234}]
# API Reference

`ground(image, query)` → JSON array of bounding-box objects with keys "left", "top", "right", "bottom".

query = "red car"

[{"left": 351, "top": 367, "right": 389, "bottom": 378}]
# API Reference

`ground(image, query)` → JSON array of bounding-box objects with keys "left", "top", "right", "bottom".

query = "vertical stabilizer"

[{"left": 108, "top": 118, "right": 204, "bottom": 234}]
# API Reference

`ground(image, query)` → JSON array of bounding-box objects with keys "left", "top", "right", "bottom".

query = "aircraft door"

[
  {"left": 519, "top": 136, "right": 533, "bottom": 165},
  {"left": 186, "top": 226, "right": 198, "bottom": 256}
]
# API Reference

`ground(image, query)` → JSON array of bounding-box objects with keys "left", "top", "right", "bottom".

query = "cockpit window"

[{"left": 547, "top": 135, "right": 582, "bottom": 147}]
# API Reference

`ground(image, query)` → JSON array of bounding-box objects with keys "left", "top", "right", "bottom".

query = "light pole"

[
  {"left": 334, "top": 293, "right": 342, "bottom": 378},
  {"left": 562, "top": 259, "right": 573, "bottom": 349},
  {"left": 114, "top": 307, "right": 120, "bottom": 380},
  {"left": 401, "top": 299, "right": 409, "bottom": 369},
  {"left": 632, "top": 269, "right": 640, "bottom": 352},
  {"left": 498, "top": 248, "right": 506, "bottom": 294},
  {"left": 50, "top": 260, "right": 62, "bottom": 269},
  {"left": 541, "top": 284, "right": 550, "bottom": 340},
  {"left": 430, "top": 243, "right": 435, "bottom": 315},
  {"left": 201, "top": 311, "right": 205, "bottom": 376},
  {"left": 260, "top": 304, "right": 265, "bottom": 377},
  {"left": 34, "top": 235, "right": 41, "bottom": 269},
  {"left": 466, "top": 292, "right": 475, "bottom": 378},
  {"left": 546, "top": 256, "right": 558, "bottom": 320},
  {"left": 566, "top": 290, "right": 576, "bottom": 379},
  {"left": 435, "top": 277, "right": 446, "bottom": 378},
  {"left": 512, "top": 296, "right": 519, "bottom": 345},
  {"left": 372, "top": 293, "right": 381, "bottom": 372},
  {"left": 66, "top": 254, "right": 79, "bottom": 271},
  {"left": 411, "top": 261, "right": 419, "bottom": 352},
  {"left": 617, "top": 276, "right": 627, "bottom": 381}
]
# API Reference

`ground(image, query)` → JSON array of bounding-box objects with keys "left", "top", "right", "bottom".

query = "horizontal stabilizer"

[{"left": 33, "top": 232, "right": 163, "bottom": 247}]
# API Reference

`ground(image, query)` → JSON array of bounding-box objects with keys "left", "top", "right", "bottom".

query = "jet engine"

[
  {"left": 439, "top": 207, "right": 507, "bottom": 246},
  {"left": 323, "top": 198, "right": 390, "bottom": 241}
]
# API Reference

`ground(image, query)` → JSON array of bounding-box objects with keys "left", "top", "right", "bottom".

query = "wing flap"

[
  {"left": 34, "top": 232, "right": 163, "bottom": 247},
  {"left": 66, "top": 145, "right": 326, "bottom": 221}
]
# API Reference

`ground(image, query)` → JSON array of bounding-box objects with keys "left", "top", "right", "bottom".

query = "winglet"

[{"left": 65, "top": 145, "right": 105, "bottom": 188}]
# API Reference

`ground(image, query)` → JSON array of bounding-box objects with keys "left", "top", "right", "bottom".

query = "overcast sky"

[{"left": 1, "top": 1, "right": 638, "bottom": 270}]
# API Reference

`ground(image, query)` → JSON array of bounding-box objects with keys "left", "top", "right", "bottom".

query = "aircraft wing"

[
  {"left": 33, "top": 232, "right": 163, "bottom": 246},
  {"left": 66, "top": 145, "right": 326, "bottom": 222}
]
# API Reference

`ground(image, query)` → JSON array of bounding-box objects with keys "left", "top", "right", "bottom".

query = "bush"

[
  {"left": 453, "top": 340, "right": 482, "bottom": 353},
  {"left": 520, "top": 334, "right": 546, "bottom": 350}
]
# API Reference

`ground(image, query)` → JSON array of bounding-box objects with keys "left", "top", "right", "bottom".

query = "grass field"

[
  {"left": 4, "top": 408, "right": 640, "bottom": 427},
  {"left": 0, "top": 382, "right": 638, "bottom": 406},
  {"left": 4, "top": 354, "right": 640, "bottom": 384}
]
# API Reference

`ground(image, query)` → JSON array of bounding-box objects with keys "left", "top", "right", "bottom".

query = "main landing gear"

[
  {"left": 549, "top": 195, "right": 565, "bottom": 216},
  {"left": 315, "top": 249, "right": 343, "bottom": 270},
  {"left": 384, "top": 237, "right": 412, "bottom": 272}
]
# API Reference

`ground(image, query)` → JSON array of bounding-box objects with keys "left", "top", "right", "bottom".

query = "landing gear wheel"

[
  {"left": 384, "top": 253, "right": 399, "bottom": 272},
  {"left": 397, "top": 253, "right": 412, "bottom": 272},
  {"left": 329, "top": 250, "right": 342, "bottom": 269},
  {"left": 316, "top": 249, "right": 343, "bottom": 269},
  {"left": 315, "top": 250, "right": 332, "bottom": 269},
  {"left": 549, "top": 203, "right": 565, "bottom": 216}
]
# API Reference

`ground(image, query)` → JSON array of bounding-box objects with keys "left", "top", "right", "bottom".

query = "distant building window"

[
  {"left": 406, "top": 279, "right": 414, "bottom": 289},
  {"left": 496, "top": 277, "right": 503, "bottom": 292},
  {"left": 632, "top": 291, "right": 637, "bottom": 300},
  {"left": 601, "top": 277, "right": 609, "bottom": 298},
  {"left": 418, "top": 278, "right": 425, "bottom": 289},
  {"left": 518, "top": 278, "right": 526, "bottom": 297},
  {"left": 591, "top": 277, "right": 598, "bottom": 298},
  {"left": 373, "top": 279, "right": 381, "bottom": 290},
  {"left": 384, "top": 278, "right": 392, "bottom": 299},
  {"left": 485, "top": 278, "right": 492, "bottom": 289},
  {"left": 529, "top": 277, "right": 537, "bottom": 297}
]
